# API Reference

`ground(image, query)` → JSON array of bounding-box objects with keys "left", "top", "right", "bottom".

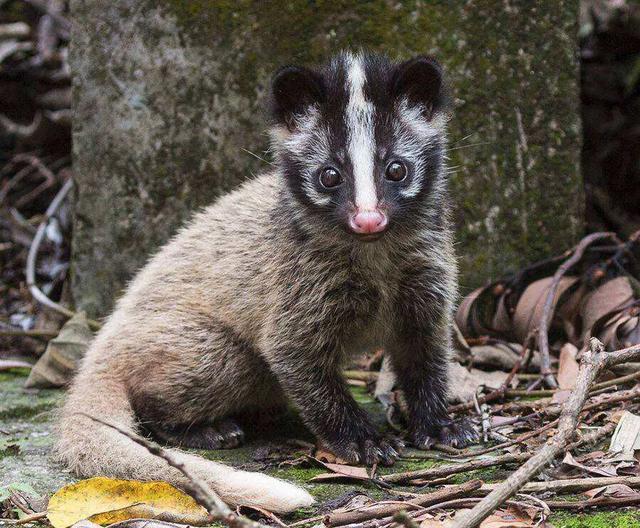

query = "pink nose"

[{"left": 349, "top": 210, "right": 388, "bottom": 235}]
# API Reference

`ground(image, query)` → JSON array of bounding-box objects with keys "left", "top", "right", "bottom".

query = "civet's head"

[{"left": 270, "top": 51, "right": 450, "bottom": 242}]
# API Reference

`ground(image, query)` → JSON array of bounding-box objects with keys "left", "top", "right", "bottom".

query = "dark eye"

[
  {"left": 320, "top": 167, "right": 342, "bottom": 188},
  {"left": 385, "top": 161, "right": 407, "bottom": 182}
]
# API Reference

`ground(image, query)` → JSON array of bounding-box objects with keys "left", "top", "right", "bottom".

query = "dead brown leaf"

[
  {"left": 583, "top": 483, "right": 640, "bottom": 499},
  {"left": 580, "top": 277, "right": 634, "bottom": 342},
  {"left": 478, "top": 507, "right": 535, "bottom": 527},
  {"left": 24, "top": 312, "right": 93, "bottom": 388},
  {"left": 512, "top": 276, "right": 577, "bottom": 343},
  {"left": 448, "top": 362, "right": 510, "bottom": 403},
  {"left": 609, "top": 411, "right": 640, "bottom": 454},
  {"left": 557, "top": 343, "right": 579, "bottom": 390},
  {"left": 307, "top": 456, "right": 370, "bottom": 482}
]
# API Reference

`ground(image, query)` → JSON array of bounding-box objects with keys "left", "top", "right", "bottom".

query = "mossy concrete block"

[{"left": 71, "top": 0, "right": 583, "bottom": 316}]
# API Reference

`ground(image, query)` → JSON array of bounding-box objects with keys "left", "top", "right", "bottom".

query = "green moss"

[
  {"left": 0, "top": 372, "right": 25, "bottom": 382},
  {"left": 0, "top": 373, "right": 62, "bottom": 421},
  {"left": 0, "top": 368, "right": 31, "bottom": 378},
  {"left": 0, "top": 405, "right": 54, "bottom": 421},
  {"left": 551, "top": 511, "right": 640, "bottom": 528}
]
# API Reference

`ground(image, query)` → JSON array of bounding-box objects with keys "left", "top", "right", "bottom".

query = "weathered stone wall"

[{"left": 71, "top": 0, "right": 583, "bottom": 317}]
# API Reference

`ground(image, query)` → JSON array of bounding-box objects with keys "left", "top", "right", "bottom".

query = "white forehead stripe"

[{"left": 346, "top": 55, "right": 377, "bottom": 211}]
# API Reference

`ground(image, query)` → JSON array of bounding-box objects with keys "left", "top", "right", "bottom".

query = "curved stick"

[
  {"left": 537, "top": 231, "right": 615, "bottom": 388},
  {"left": 25, "top": 178, "right": 101, "bottom": 330}
]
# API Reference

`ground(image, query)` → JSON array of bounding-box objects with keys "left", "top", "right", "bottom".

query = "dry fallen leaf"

[
  {"left": 583, "top": 483, "right": 640, "bottom": 499},
  {"left": 420, "top": 517, "right": 448, "bottom": 528},
  {"left": 469, "top": 343, "right": 540, "bottom": 372},
  {"left": 307, "top": 456, "right": 370, "bottom": 482},
  {"left": 580, "top": 277, "right": 634, "bottom": 342},
  {"left": 455, "top": 283, "right": 506, "bottom": 337},
  {"left": 561, "top": 452, "right": 617, "bottom": 477},
  {"left": 550, "top": 389, "right": 572, "bottom": 405},
  {"left": 478, "top": 508, "right": 534, "bottom": 527},
  {"left": 609, "top": 411, "right": 640, "bottom": 455},
  {"left": 47, "top": 477, "right": 209, "bottom": 528},
  {"left": 448, "top": 362, "right": 510, "bottom": 403},
  {"left": 512, "top": 276, "right": 577, "bottom": 343},
  {"left": 556, "top": 343, "right": 579, "bottom": 390},
  {"left": 25, "top": 312, "right": 93, "bottom": 389},
  {"left": 374, "top": 355, "right": 397, "bottom": 402},
  {"left": 314, "top": 446, "right": 351, "bottom": 465}
]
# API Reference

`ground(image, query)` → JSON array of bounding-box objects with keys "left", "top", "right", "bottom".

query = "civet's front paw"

[
  {"left": 411, "top": 418, "right": 478, "bottom": 449},
  {"left": 327, "top": 429, "right": 404, "bottom": 466}
]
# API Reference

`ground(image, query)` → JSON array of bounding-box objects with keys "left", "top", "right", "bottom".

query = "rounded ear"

[
  {"left": 271, "top": 66, "right": 325, "bottom": 131},
  {"left": 390, "top": 56, "right": 447, "bottom": 118}
]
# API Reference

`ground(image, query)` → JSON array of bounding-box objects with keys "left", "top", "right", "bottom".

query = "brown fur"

[{"left": 57, "top": 52, "right": 474, "bottom": 514}]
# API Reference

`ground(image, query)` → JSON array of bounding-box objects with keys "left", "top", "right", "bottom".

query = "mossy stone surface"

[
  {"left": 71, "top": 0, "right": 583, "bottom": 317},
  {"left": 0, "top": 372, "right": 70, "bottom": 493}
]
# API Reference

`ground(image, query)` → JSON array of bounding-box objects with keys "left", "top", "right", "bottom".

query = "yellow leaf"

[{"left": 47, "top": 477, "right": 209, "bottom": 528}]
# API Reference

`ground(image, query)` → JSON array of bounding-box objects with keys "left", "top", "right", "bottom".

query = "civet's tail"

[{"left": 56, "top": 372, "right": 314, "bottom": 513}]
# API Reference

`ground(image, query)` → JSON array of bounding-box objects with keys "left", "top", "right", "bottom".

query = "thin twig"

[
  {"left": 0, "top": 359, "right": 33, "bottom": 371},
  {"left": 591, "top": 369, "right": 640, "bottom": 390},
  {"left": 419, "top": 498, "right": 538, "bottom": 514},
  {"left": 421, "top": 494, "right": 640, "bottom": 512},
  {"left": 544, "top": 496, "right": 640, "bottom": 510},
  {"left": 380, "top": 454, "right": 528, "bottom": 485},
  {"left": 7, "top": 511, "right": 48, "bottom": 524},
  {"left": 478, "top": 475, "right": 640, "bottom": 495},
  {"left": 343, "top": 370, "right": 378, "bottom": 382},
  {"left": 324, "top": 480, "right": 482, "bottom": 527},
  {"left": 0, "top": 328, "right": 58, "bottom": 339}
]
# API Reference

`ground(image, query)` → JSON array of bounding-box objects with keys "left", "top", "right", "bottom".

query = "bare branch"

[
  {"left": 324, "top": 480, "right": 482, "bottom": 527},
  {"left": 25, "top": 178, "right": 101, "bottom": 331}
]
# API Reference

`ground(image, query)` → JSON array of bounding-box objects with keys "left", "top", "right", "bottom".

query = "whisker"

[
  {"left": 451, "top": 131, "right": 477, "bottom": 145},
  {"left": 446, "top": 141, "right": 492, "bottom": 152},
  {"left": 241, "top": 147, "right": 273, "bottom": 165}
]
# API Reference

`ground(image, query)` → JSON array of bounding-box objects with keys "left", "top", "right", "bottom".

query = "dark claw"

[
  {"left": 330, "top": 434, "right": 402, "bottom": 466},
  {"left": 172, "top": 424, "right": 224, "bottom": 450},
  {"left": 438, "top": 418, "right": 479, "bottom": 448},
  {"left": 217, "top": 418, "right": 245, "bottom": 448},
  {"left": 152, "top": 418, "right": 247, "bottom": 450},
  {"left": 411, "top": 418, "right": 479, "bottom": 450}
]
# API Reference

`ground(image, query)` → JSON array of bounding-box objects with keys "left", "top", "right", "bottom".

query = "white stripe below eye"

[
  {"left": 345, "top": 54, "right": 377, "bottom": 211},
  {"left": 395, "top": 99, "right": 448, "bottom": 198},
  {"left": 271, "top": 107, "right": 332, "bottom": 207}
]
